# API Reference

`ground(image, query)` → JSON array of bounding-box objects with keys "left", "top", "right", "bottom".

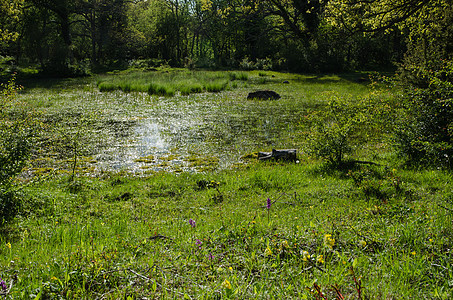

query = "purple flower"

[
  {"left": 208, "top": 253, "right": 214, "bottom": 260},
  {"left": 189, "top": 219, "right": 196, "bottom": 228},
  {"left": 0, "top": 279, "right": 6, "bottom": 291},
  {"left": 267, "top": 197, "right": 272, "bottom": 210},
  {"left": 196, "top": 239, "right": 202, "bottom": 249}
]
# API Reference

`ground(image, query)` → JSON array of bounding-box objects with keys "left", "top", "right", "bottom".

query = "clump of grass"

[
  {"left": 97, "top": 70, "right": 238, "bottom": 96},
  {"left": 179, "top": 83, "right": 203, "bottom": 95},
  {"left": 257, "top": 77, "right": 267, "bottom": 84},
  {"left": 147, "top": 83, "right": 175, "bottom": 97},
  {"left": 98, "top": 82, "right": 117, "bottom": 92},
  {"left": 204, "top": 80, "right": 228, "bottom": 92},
  {"left": 229, "top": 72, "right": 249, "bottom": 81},
  {"left": 119, "top": 82, "right": 131, "bottom": 92}
]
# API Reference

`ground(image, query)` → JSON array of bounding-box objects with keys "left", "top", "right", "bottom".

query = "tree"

[
  {"left": 0, "top": 0, "right": 24, "bottom": 45},
  {"left": 262, "top": 0, "right": 326, "bottom": 42},
  {"left": 325, "top": 0, "right": 438, "bottom": 33}
]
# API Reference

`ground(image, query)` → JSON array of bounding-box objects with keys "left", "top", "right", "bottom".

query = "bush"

[
  {"left": 0, "top": 75, "right": 34, "bottom": 223},
  {"left": 394, "top": 59, "right": 453, "bottom": 168},
  {"left": 306, "top": 93, "right": 360, "bottom": 165},
  {"left": 306, "top": 90, "right": 392, "bottom": 166},
  {"left": 239, "top": 57, "right": 273, "bottom": 70}
]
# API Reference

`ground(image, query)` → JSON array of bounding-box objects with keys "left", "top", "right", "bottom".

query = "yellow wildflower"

[
  {"left": 359, "top": 240, "right": 367, "bottom": 247},
  {"left": 228, "top": 266, "right": 233, "bottom": 271},
  {"left": 6, "top": 242, "right": 11, "bottom": 249},
  {"left": 221, "top": 279, "right": 232, "bottom": 290},
  {"left": 281, "top": 240, "right": 289, "bottom": 248},
  {"left": 324, "top": 234, "right": 335, "bottom": 249},
  {"left": 411, "top": 251, "right": 416, "bottom": 256},
  {"left": 302, "top": 250, "right": 311, "bottom": 261},
  {"left": 317, "top": 255, "right": 324, "bottom": 264},
  {"left": 265, "top": 247, "right": 272, "bottom": 256}
]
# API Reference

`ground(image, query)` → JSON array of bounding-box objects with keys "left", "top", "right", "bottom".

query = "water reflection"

[{"left": 135, "top": 122, "right": 168, "bottom": 155}]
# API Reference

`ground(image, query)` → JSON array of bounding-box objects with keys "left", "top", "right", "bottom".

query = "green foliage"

[
  {"left": 228, "top": 72, "right": 248, "bottom": 81},
  {"left": 239, "top": 57, "right": 273, "bottom": 70},
  {"left": 147, "top": 83, "right": 175, "bottom": 97},
  {"left": 394, "top": 59, "right": 453, "bottom": 168},
  {"left": 0, "top": 75, "right": 33, "bottom": 223},
  {"left": 306, "top": 92, "right": 364, "bottom": 165},
  {"left": 204, "top": 80, "right": 228, "bottom": 92},
  {"left": 0, "top": 0, "right": 23, "bottom": 44},
  {"left": 2, "top": 163, "right": 453, "bottom": 298},
  {"left": 306, "top": 79, "right": 399, "bottom": 166},
  {"left": 97, "top": 70, "right": 237, "bottom": 96}
]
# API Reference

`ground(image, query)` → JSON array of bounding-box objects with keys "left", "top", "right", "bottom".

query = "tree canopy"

[
  {"left": 0, "top": 0, "right": 451, "bottom": 74},
  {"left": 0, "top": 0, "right": 23, "bottom": 43}
]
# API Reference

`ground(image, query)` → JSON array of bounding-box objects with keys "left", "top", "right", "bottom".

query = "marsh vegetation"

[
  {"left": 0, "top": 68, "right": 452, "bottom": 299},
  {"left": 1, "top": 0, "right": 453, "bottom": 298}
]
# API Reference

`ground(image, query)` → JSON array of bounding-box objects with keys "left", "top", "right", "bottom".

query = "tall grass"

[
  {"left": 229, "top": 71, "right": 249, "bottom": 81},
  {"left": 148, "top": 82, "right": 175, "bottom": 97},
  {"left": 96, "top": 70, "right": 247, "bottom": 96}
]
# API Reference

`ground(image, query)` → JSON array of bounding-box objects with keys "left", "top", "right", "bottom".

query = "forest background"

[{"left": 0, "top": 0, "right": 450, "bottom": 76}]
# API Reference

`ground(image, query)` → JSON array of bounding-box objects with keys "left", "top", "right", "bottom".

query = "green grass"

[
  {"left": 3, "top": 69, "right": 452, "bottom": 298},
  {"left": 1, "top": 162, "right": 453, "bottom": 298},
  {"left": 95, "top": 69, "right": 249, "bottom": 96}
]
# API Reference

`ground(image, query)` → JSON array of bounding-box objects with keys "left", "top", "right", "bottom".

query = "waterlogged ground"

[{"left": 18, "top": 71, "right": 370, "bottom": 175}]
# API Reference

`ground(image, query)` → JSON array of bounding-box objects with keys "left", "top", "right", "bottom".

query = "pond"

[{"left": 18, "top": 73, "right": 368, "bottom": 174}]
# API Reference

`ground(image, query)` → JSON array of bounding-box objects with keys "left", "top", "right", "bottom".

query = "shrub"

[
  {"left": 0, "top": 75, "right": 34, "bottom": 223},
  {"left": 306, "top": 93, "right": 361, "bottom": 165},
  {"left": 305, "top": 90, "right": 392, "bottom": 166},
  {"left": 394, "top": 59, "right": 453, "bottom": 168}
]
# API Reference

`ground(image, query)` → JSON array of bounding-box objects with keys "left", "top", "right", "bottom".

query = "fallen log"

[{"left": 258, "top": 149, "right": 297, "bottom": 161}]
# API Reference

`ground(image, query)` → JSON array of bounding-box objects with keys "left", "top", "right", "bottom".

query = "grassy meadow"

[{"left": 1, "top": 69, "right": 452, "bottom": 299}]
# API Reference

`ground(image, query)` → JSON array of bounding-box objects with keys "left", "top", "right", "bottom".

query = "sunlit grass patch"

[
  {"left": 179, "top": 82, "right": 203, "bottom": 95},
  {"left": 204, "top": 80, "right": 228, "bottom": 92},
  {"left": 229, "top": 71, "right": 249, "bottom": 81},
  {"left": 97, "top": 70, "right": 237, "bottom": 96},
  {"left": 3, "top": 163, "right": 453, "bottom": 298},
  {"left": 147, "top": 82, "right": 175, "bottom": 97},
  {"left": 98, "top": 82, "right": 116, "bottom": 92}
]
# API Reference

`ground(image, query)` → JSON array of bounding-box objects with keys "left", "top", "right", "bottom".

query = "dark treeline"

[{"left": 2, "top": 0, "right": 437, "bottom": 75}]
